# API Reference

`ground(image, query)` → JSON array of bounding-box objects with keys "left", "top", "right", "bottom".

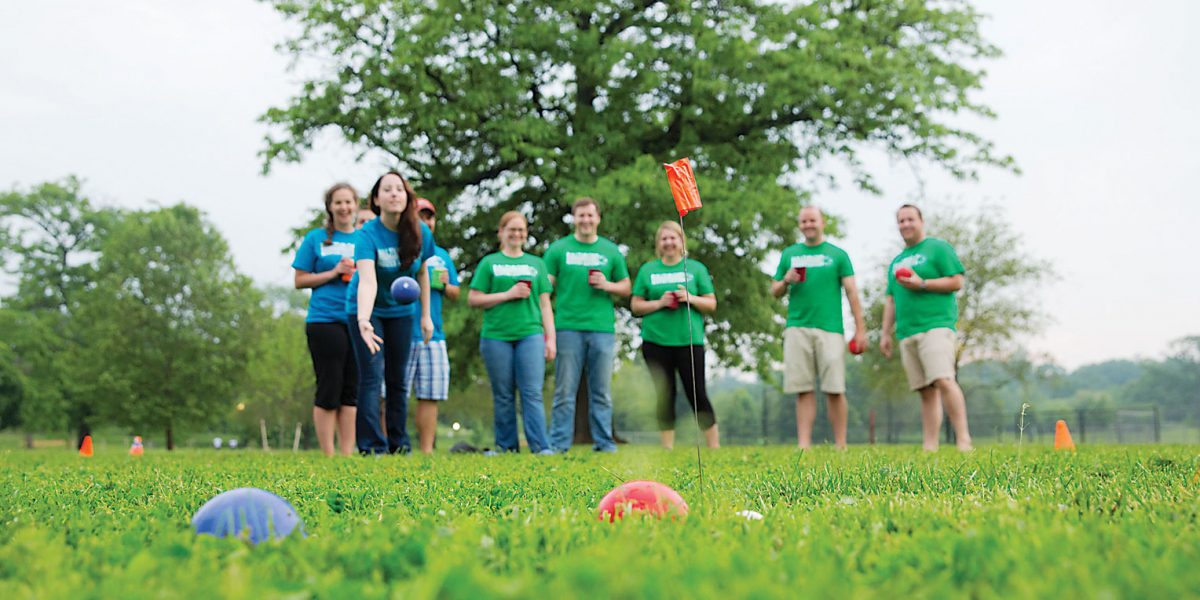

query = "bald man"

[
  {"left": 771, "top": 206, "right": 866, "bottom": 449},
  {"left": 880, "top": 204, "right": 972, "bottom": 452}
]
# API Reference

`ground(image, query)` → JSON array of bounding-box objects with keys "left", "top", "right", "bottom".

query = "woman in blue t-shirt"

[
  {"left": 291, "top": 182, "right": 360, "bottom": 456},
  {"left": 349, "top": 171, "right": 435, "bottom": 455}
]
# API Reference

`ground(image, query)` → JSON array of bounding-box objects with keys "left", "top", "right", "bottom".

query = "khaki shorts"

[
  {"left": 899, "top": 328, "right": 958, "bottom": 390},
  {"left": 783, "top": 327, "right": 846, "bottom": 394}
]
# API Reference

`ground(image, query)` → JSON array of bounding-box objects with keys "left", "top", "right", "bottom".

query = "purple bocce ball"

[{"left": 192, "top": 487, "right": 305, "bottom": 544}]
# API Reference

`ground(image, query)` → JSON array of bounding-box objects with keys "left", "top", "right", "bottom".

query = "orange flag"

[{"left": 663, "top": 158, "right": 702, "bottom": 216}]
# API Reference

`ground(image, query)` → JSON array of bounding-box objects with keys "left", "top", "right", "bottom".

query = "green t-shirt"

[
  {"left": 772, "top": 241, "right": 854, "bottom": 333},
  {"left": 632, "top": 258, "right": 715, "bottom": 347},
  {"left": 544, "top": 235, "right": 630, "bottom": 332},
  {"left": 470, "top": 252, "right": 552, "bottom": 341},
  {"left": 886, "top": 237, "right": 965, "bottom": 340}
]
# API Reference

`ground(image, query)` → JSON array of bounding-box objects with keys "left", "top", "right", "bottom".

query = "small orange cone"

[
  {"left": 79, "top": 435, "right": 94, "bottom": 457},
  {"left": 1054, "top": 420, "right": 1076, "bottom": 450},
  {"left": 129, "top": 436, "right": 144, "bottom": 456}
]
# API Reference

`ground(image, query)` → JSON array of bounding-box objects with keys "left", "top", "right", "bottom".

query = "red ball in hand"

[
  {"left": 597, "top": 481, "right": 689, "bottom": 522},
  {"left": 848, "top": 339, "right": 865, "bottom": 355},
  {"left": 894, "top": 267, "right": 914, "bottom": 280}
]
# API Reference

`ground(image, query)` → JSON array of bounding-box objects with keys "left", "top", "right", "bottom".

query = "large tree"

[
  {"left": 73, "top": 205, "right": 264, "bottom": 449},
  {"left": 0, "top": 178, "right": 122, "bottom": 443},
  {"left": 261, "top": 0, "right": 1013, "bottom": 376},
  {"left": 929, "top": 205, "right": 1054, "bottom": 368}
]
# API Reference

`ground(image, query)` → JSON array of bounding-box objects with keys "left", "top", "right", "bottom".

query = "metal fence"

[{"left": 617, "top": 403, "right": 1187, "bottom": 446}]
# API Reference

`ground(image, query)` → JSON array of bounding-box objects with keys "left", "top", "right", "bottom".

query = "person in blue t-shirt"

[
  {"left": 291, "top": 182, "right": 359, "bottom": 457},
  {"left": 399, "top": 197, "right": 460, "bottom": 454},
  {"left": 348, "top": 171, "right": 436, "bottom": 455}
]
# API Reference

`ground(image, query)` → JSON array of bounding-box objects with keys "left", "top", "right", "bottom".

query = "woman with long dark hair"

[
  {"left": 292, "top": 182, "right": 359, "bottom": 456},
  {"left": 349, "top": 171, "right": 435, "bottom": 455}
]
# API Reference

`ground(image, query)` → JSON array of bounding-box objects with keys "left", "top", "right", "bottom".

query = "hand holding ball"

[{"left": 894, "top": 267, "right": 914, "bottom": 280}]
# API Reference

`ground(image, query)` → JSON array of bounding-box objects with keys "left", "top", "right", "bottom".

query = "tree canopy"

[
  {"left": 72, "top": 205, "right": 265, "bottom": 448},
  {"left": 262, "top": 0, "right": 1014, "bottom": 375}
]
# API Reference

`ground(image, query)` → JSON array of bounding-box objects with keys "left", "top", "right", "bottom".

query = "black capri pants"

[
  {"left": 641, "top": 341, "right": 716, "bottom": 431},
  {"left": 306, "top": 322, "right": 358, "bottom": 409}
]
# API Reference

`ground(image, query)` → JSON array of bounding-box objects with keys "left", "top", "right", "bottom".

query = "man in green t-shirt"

[
  {"left": 770, "top": 206, "right": 866, "bottom": 450},
  {"left": 880, "top": 204, "right": 973, "bottom": 451},
  {"left": 544, "top": 197, "right": 632, "bottom": 453}
]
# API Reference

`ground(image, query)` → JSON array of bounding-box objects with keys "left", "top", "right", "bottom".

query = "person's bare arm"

[
  {"left": 417, "top": 260, "right": 434, "bottom": 343},
  {"left": 540, "top": 292, "right": 556, "bottom": 360},
  {"left": 680, "top": 288, "right": 717, "bottom": 315},
  {"left": 468, "top": 284, "right": 525, "bottom": 309},
  {"left": 896, "top": 273, "right": 964, "bottom": 293},
  {"left": 880, "top": 294, "right": 896, "bottom": 358},
  {"left": 631, "top": 295, "right": 670, "bottom": 316},
  {"left": 598, "top": 276, "right": 632, "bottom": 298},
  {"left": 771, "top": 267, "right": 803, "bottom": 298},
  {"left": 294, "top": 259, "right": 352, "bottom": 289},
  {"left": 842, "top": 275, "right": 868, "bottom": 349},
  {"left": 355, "top": 259, "right": 383, "bottom": 353}
]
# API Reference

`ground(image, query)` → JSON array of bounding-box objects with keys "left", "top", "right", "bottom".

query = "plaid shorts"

[{"left": 405, "top": 340, "right": 450, "bottom": 401}]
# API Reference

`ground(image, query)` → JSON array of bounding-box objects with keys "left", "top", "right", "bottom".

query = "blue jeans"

[
  {"left": 480, "top": 335, "right": 550, "bottom": 453},
  {"left": 350, "top": 314, "right": 414, "bottom": 454},
  {"left": 549, "top": 330, "right": 617, "bottom": 452}
]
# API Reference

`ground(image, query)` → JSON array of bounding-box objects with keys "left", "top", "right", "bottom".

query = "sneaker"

[
  {"left": 536, "top": 448, "right": 557, "bottom": 456},
  {"left": 481, "top": 449, "right": 499, "bottom": 457}
]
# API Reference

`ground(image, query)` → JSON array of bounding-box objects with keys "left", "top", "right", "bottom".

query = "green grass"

[{"left": 1, "top": 445, "right": 1197, "bottom": 599}]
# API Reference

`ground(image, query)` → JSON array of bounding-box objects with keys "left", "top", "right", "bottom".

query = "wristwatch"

[{"left": 919, "top": 280, "right": 928, "bottom": 290}]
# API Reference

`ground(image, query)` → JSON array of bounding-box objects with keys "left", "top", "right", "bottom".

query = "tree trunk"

[
  {"left": 572, "top": 365, "right": 625, "bottom": 445},
  {"left": 76, "top": 421, "right": 92, "bottom": 450},
  {"left": 572, "top": 367, "right": 592, "bottom": 445},
  {"left": 24, "top": 432, "right": 33, "bottom": 450},
  {"left": 166, "top": 423, "right": 175, "bottom": 450}
]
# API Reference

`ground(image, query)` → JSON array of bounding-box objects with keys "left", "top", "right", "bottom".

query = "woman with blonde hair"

[
  {"left": 630, "top": 221, "right": 720, "bottom": 449},
  {"left": 468, "top": 211, "right": 556, "bottom": 454}
]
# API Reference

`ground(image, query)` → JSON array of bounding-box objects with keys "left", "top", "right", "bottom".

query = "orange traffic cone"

[
  {"left": 79, "top": 435, "right": 94, "bottom": 457},
  {"left": 1054, "top": 420, "right": 1076, "bottom": 450},
  {"left": 129, "top": 436, "right": 144, "bottom": 456}
]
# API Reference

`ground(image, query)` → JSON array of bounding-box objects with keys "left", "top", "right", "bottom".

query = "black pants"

[
  {"left": 306, "top": 322, "right": 357, "bottom": 409},
  {"left": 641, "top": 341, "right": 716, "bottom": 431}
]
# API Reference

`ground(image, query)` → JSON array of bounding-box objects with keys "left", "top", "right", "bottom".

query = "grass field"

[{"left": 1, "top": 445, "right": 1197, "bottom": 598}]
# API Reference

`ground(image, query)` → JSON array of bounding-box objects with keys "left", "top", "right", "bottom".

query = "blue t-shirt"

[
  {"left": 411, "top": 246, "right": 460, "bottom": 342},
  {"left": 291, "top": 228, "right": 356, "bottom": 324},
  {"left": 347, "top": 218, "right": 435, "bottom": 319}
]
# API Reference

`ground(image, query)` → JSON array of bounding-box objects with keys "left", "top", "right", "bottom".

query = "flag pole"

[
  {"left": 675, "top": 212, "right": 706, "bottom": 498},
  {"left": 664, "top": 157, "right": 706, "bottom": 501}
]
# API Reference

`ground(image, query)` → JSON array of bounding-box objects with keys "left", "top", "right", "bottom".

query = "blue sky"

[{"left": 1, "top": 0, "right": 1196, "bottom": 369}]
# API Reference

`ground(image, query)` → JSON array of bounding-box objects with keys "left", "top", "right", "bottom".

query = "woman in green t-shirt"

[
  {"left": 631, "top": 221, "right": 720, "bottom": 450},
  {"left": 468, "top": 211, "right": 557, "bottom": 454}
]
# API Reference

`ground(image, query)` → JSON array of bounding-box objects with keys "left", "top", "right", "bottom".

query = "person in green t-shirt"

[
  {"left": 468, "top": 211, "right": 556, "bottom": 454},
  {"left": 770, "top": 206, "right": 866, "bottom": 450},
  {"left": 631, "top": 221, "right": 719, "bottom": 450},
  {"left": 544, "top": 197, "right": 631, "bottom": 454},
  {"left": 880, "top": 204, "right": 973, "bottom": 452}
]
